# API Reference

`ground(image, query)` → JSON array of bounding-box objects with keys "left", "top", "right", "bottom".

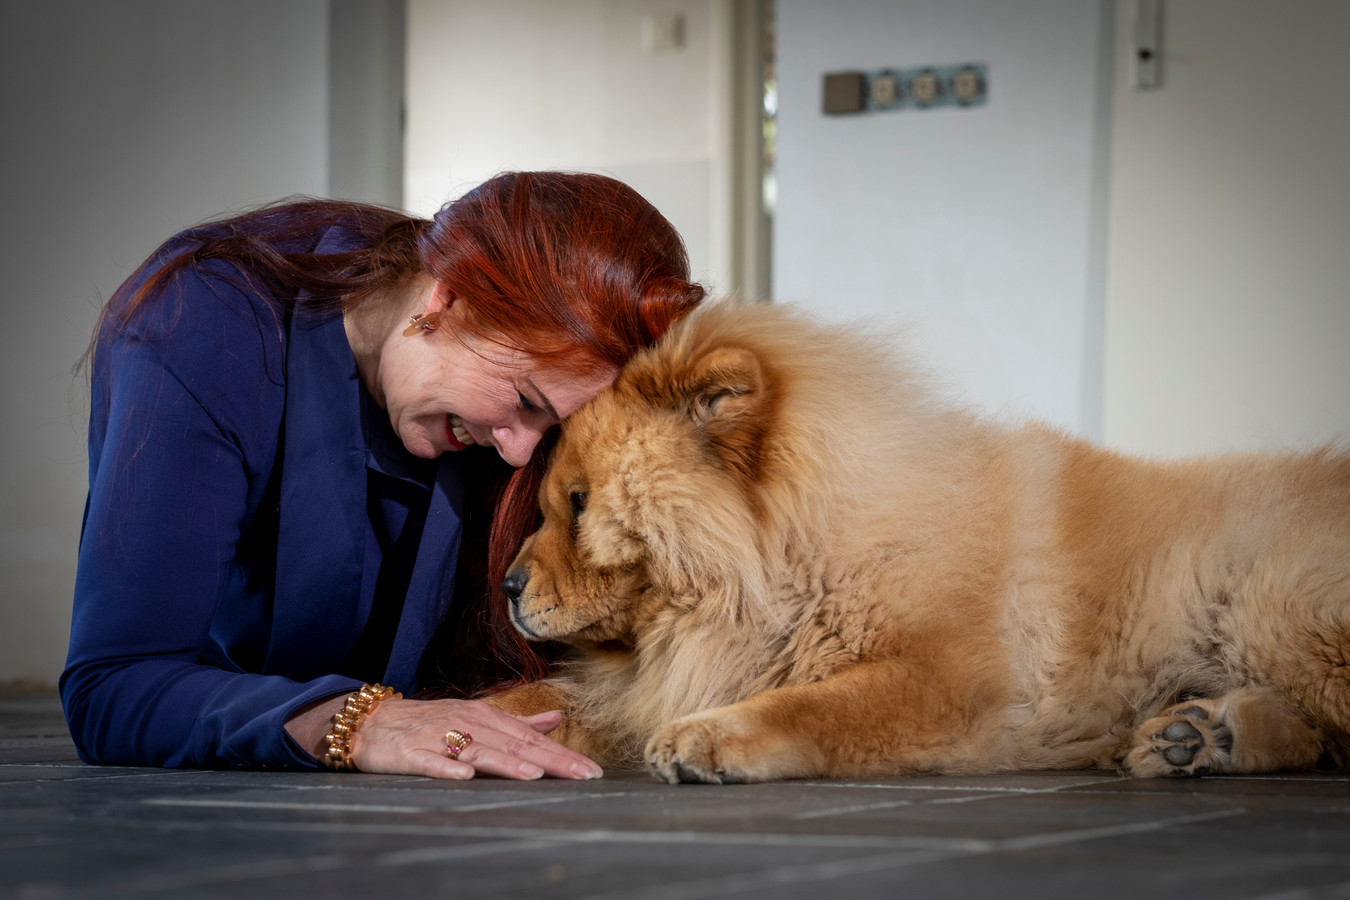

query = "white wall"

[
  {"left": 774, "top": 0, "right": 1113, "bottom": 434},
  {"left": 404, "top": 0, "right": 737, "bottom": 294},
  {"left": 1102, "top": 0, "right": 1350, "bottom": 456},
  {"left": 0, "top": 0, "right": 401, "bottom": 686}
]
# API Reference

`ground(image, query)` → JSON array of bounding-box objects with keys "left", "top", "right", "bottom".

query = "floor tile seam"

[
  {"left": 140, "top": 791, "right": 640, "bottom": 814},
  {"left": 226, "top": 804, "right": 1252, "bottom": 853},
  {"left": 923, "top": 786, "right": 1350, "bottom": 804},
  {"left": 106, "top": 815, "right": 992, "bottom": 853},
  {"left": 789, "top": 776, "right": 1127, "bottom": 793},
  {"left": 784, "top": 780, "right": 1265, "bottom": 819},
  {"left": 791, "top": 774, "right": 1350, "bottom": 789},
  {"left": 143, "top": 797, "right": 428, "bottom": 814},
  {"left": 1242, "top": 878, "right": 1350, "bottom": 900},
  {"left": 573, "top": 809, "right": 1257, "bottom": 900},
  {"left": 792, "top": 798, "right": 918, "bottom": 819},
  {"left": 289, "top": 782, "right": 646, "bottom": 803},
  {"left": 988, "top": 807, "right": 1250, "bottom": 852},
  {"left": 0, "top": 772, "right": 177, "bottom": 786},
  {"left": 41, "top": 836, "right": 571, "bottom": 895},
  {"left": 788, "top": 786, "right": 1257, "bottom": 817},
  {"left": 569, "top": 814, "right": 1252, "bottom": 895},
  {"left": 578, "top": 847, "right": 970, "bottom": 900},
  {"left": 36, "top": 814, "right": 982, "bottom": 858},
  {"left": 790, "top": 783, "right": 1350, "bottom": 805},
  {"left": 65, "top": 850, "right": 351, "bottom": 895}
]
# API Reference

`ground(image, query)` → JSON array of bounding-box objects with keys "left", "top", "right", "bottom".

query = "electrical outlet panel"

[{"left": 822, "top": 63, "right": 989, "bottom": 115}]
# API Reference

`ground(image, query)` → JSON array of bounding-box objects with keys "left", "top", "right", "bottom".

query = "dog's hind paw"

[{"left": 1124, "top": 700, "right": 1233, "bottom": 777}]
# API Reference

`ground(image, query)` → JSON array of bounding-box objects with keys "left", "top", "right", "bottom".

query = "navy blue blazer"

[{"left": 61, "top": 234, "right": 466, "bottom": 769}]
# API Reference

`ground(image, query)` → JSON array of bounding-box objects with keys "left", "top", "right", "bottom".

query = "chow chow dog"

[{"left": 488, "top": 301, "right": 1350, "bottom": 783}]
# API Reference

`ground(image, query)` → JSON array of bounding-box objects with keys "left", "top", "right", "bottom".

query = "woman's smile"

[{"left": 447, "top": 414, "right": 476, "bottom": 449}]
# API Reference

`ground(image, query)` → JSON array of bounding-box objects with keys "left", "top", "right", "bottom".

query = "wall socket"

[{"left": 822, "top": 63, "right": 989, "bottom": 115}]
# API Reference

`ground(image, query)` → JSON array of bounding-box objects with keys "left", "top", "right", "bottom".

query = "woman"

[{"left": 61, "top": 171, "right": 705, "bottom": 780}]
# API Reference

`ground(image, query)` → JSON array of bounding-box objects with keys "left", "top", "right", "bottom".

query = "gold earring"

[{"left": 403, "top": 313, "right": 438, "bottom": 337}]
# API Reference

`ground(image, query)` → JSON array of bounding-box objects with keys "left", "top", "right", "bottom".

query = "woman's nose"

[{"left": 493, "top": 424, "right": 543, "bottom": 467}]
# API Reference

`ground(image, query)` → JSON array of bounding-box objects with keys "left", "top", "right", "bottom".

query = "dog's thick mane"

[{"left": 646, "top": 300, "right": 999, "bottom": 609}]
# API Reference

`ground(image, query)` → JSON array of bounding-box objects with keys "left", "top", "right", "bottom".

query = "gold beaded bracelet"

[{"left": 321, "top": 683, "right": 401, "bottom": 771}]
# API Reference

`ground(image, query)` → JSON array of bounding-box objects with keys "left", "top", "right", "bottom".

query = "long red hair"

[{"left": 92, "top": 171, "right": 704, "bottom": 692}]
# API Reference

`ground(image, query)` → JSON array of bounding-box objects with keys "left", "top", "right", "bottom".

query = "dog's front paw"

[
  {"left": 645, "top": 712, "right": 753, "bottom": 785},
  {"left": 1124, "top": 701, "right": 1233, "bottom": 777}
]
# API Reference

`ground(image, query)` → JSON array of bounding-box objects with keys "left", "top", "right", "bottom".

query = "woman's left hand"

[{"left": 346, "top": 696, "right": 603, "bottom": 780}]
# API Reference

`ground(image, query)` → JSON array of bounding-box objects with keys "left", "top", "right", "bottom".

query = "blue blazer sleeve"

[{"left": 62, "top": 263, "right": 361, "bottom": 769}]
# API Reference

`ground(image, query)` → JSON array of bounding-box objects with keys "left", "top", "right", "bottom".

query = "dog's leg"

[
  {"left": 645, "top": 659, "right": 996, "bottom": 783},
  {"left": 483, "top": 680, "right": 570, "bottom": 718},
  {"left": 483, "top": 680, "right": 621, "bottom": 765},
  {"left": 1123, "top": 685, "right": 1323, "bottom": 777}
]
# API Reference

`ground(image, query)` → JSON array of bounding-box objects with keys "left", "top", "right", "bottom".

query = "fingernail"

[
  {"left": 572, "top": 762, "right": 603, "bottom": 780},
  {"left": 520, "top": 763, "right": 544, "bottom": 780}
]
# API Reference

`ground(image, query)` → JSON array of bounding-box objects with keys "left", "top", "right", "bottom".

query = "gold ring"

[{"left": 444, "top": 729, "right": 473, "bottom": 759}]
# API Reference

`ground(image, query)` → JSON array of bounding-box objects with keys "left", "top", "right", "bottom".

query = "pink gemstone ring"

[{"left": 444, "top": 729, "right": 473, "bottom": 759}]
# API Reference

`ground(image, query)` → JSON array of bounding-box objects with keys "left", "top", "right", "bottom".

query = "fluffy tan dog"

[{"left": 488, "top": 301, "right": 1350, "bottom": 783}]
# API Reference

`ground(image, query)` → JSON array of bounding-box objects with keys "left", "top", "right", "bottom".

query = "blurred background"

[{"left": 3, "top": 0, "right": 1347, "bottom": 687}]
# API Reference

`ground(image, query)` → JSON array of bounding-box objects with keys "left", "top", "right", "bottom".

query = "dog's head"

[{"left": 502, "top": 309, "right": 784, "bottom": 648}]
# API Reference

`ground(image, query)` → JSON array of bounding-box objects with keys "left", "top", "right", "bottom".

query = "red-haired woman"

[{"left": 62, "top": 172, "right": 704, "bottom": 779}]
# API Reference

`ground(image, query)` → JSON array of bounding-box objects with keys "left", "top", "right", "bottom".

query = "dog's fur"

[{"left": 488, "top": 301, "right": 1350, "bottom": 783}]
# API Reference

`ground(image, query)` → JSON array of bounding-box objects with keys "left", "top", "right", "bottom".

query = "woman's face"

[{"left": 372, "top": 291, "right": 616, "bottom": 466}]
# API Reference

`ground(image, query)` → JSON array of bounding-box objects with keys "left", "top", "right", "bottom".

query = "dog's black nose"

[{"left": 502, "top": 568, "right": 529, "bottom": 604}]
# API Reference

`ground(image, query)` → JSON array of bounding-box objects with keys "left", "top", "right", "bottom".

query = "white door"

[{"left": 1103, "top": 0, "right": 1350, "bottom": 456}]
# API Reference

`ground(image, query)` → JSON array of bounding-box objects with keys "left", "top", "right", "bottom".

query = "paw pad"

[
  {"left": 1145, "top": 705, "right": 1232, "bottom": 776},
  {"left": 1160, "top": 720, "right": 1203, "bottom": 766}
]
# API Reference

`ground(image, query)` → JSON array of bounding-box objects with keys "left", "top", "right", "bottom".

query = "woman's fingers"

[
  {"left": 454, "top": 715, "right": 601, "bottom": 780},
  {"left": 453, "top": 741, "right": 546, "bottom": 780},
  {"left": 350, "top": 697, "right": 602, "bottom": 781},
  {"left": 446, "top": 701, "right": 602, "bottom": 779},
  {"left": 521, "top": 710, "right": 564, "bottom": 732}
]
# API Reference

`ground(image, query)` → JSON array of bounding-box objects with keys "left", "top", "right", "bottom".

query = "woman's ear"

[{"left": 426, "top": 279, "right": 457, "bottom": 316}]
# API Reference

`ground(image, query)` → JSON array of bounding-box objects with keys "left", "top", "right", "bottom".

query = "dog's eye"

[{"left": 570, "top": 491, "right": 588, "bottom": 519}]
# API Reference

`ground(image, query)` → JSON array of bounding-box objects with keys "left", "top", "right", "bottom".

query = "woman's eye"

[
  {"left": 518, "top": 393, "right": 538, "bottom": 413},
  {"left": 570, "top": 491, "right": 588, "bottom": 519}
]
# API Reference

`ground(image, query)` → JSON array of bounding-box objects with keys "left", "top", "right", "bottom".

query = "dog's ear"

[{"left": 684, "top": 345, "right": 768, "bottom": 477}]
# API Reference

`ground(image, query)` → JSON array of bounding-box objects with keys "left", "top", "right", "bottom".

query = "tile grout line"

[
  {"left": 141, "top": 791, "right": 637, "bottom": 814},
  {"left": 792, "top": 776, "right": 1127, "bottom": 819},
  {"left": 579, "top": 807, "right": 1254, "bottom": 900}
]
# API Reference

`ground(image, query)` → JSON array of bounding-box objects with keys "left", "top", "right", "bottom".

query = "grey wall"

[{"left": 0, "top": 0, "right": 403, "bottom": 685}]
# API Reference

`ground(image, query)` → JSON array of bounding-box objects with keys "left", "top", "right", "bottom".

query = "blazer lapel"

[
  {"left": 382, "top": 453, "right": 465, "bottom": 687},
  {"left": 267, "top": 308, "right": 368, "bottom": 677}
]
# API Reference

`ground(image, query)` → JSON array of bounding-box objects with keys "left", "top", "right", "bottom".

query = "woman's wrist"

[
  {"left": 320, "top": 684, "right": 402, "bottom": 770},
  {"left": 285, "top": 692, "right": 356, "bottom": 760}
]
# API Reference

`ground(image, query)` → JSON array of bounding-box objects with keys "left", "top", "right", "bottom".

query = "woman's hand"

[{"left": 347, "top": 697, "right": 603, "bottom": 780}]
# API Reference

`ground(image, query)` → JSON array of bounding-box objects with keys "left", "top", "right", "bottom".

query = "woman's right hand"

[{"left": 340, "top": 696, "right": 602, "bottom": 780}]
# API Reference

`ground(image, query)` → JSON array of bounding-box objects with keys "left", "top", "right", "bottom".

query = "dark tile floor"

[{"left": 4, "top": 692, "right": 1349, "bottom": 899}]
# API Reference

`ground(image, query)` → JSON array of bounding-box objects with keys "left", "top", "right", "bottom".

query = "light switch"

[{"left": 823, "top": 72, "right": 867, "bottom": 115}]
